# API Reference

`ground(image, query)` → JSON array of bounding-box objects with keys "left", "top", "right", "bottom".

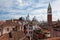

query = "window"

[
  {"left": 29, "top": 31, "right": 32, "bottom": 34},
  {"left": 54, "top": 29, "right": 58, "bottom": 31},
  {"left": 29, "top": 25, "right": 32, "bottom": 27},
  {"left": 7, "top": 28, "right": 9, "bottom": 31},
  {"left": 29, "top": 28, "right": 33, "bottom": 30},
  {"left": 13, "top": 27, "right": 17, "bottom": 31},
  {"left": 0, "top": 29, "right": 1, "bottom": 31},
  {"left": 9, "top": 32, "right": 12, "bottom": 38},
  {"left": 13, "top": 28, "right": 15, "bottom": 31}
]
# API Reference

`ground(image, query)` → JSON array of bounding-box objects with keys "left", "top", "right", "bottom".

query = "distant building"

[{"left": 47, "top": 3, "right": 52, "bottom": 24}]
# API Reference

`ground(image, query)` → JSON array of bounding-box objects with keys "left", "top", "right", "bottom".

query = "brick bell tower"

[{"left": 47, "top": 3, "right": 52, "bottom": 24}]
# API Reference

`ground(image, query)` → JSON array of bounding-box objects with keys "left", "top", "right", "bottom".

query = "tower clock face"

[
  {"left": 48, "top": 9, "right": 52, "bottom": 13},
  {"left": 48, "top": 9, "right": 51, "bottom": 12},
  {"left": 48, "top": 9, "right": 52, "bottom": 15}
]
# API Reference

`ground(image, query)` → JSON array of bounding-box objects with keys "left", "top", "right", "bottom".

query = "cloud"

[{"left": 0, "top": 0, "right": 60, "bottom": 21}]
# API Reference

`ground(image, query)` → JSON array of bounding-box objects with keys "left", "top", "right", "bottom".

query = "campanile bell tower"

[{"left": 47, "top": 3, "right": 52, "bottom": 24}]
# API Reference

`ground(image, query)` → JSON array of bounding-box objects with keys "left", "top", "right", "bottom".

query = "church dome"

[
  {"left": 19, "top": 17, "right": 25, "bottom": 21},
  {"left": 32, "top": 16, "right": 37, "bottom": 21}
]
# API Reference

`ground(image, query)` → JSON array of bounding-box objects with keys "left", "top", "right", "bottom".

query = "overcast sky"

[{"left": 0, "top": 0, "right": 60, "bottom": 21}]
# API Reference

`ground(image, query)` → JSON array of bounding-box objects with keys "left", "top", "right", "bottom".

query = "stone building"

[{"left": 0, "top": 19, "right": 24, "bottom": 36}]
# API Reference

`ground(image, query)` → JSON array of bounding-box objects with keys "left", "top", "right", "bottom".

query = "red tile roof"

[
  {"left": 0, "top": 21, "right": 5, "bottom": 25},
  {"left": 1, "top": 21, "right": 21, "bottom": 28},
  {"left": 0, "top": 31, "right": 25, "bottom": 40}
]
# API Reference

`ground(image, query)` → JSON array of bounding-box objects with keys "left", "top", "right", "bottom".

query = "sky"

[{"left": 0, "top": 0, "right": 60, "bottom": 21}]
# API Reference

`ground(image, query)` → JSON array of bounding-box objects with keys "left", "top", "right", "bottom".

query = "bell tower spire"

[
  {"left": 48, "top": 3, "right": 51, "bottom": 8},
  {"left": 47, "top": 3, "right": 52, "bottom": 23},
  {"left": 48, "top": 3, "right": 52, "bottom": 15},
  {"left": 26, "top": 14, "right": 30, "bottom": 21}
]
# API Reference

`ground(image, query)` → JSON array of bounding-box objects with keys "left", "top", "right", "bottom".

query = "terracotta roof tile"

[
  {"left": 0, "top": 31, "right": 25, "bottom": 40},
  {"left": 0, "top": 21, "right": 5, "bottom": 25},
  {"left": 1, "top": 21, "right": 21, "bottom": 28}
]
